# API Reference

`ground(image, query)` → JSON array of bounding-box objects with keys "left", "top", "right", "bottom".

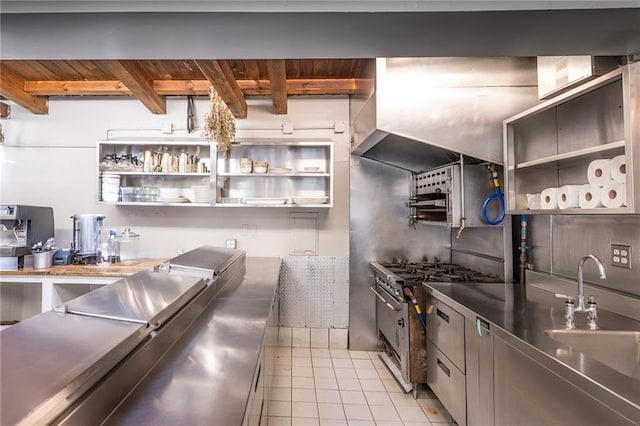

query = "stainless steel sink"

[{"left": 545, "top": 329, "right": 640, "bottom": 379}]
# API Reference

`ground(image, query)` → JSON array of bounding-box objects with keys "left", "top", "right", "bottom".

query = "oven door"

[{"left": 371, "top": 285, "right": 404, "bottom": 354}]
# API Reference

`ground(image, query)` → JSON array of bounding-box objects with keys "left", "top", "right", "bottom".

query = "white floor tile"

[
  {"left": 276, "top": 347, "right": 292, "bottom": 357},
  {"left": 293, "top": 347, "right": 312, "bottom": 358},
  {"left": 354, "top": 369, "right": 379, "bottom": 380},
  {"left": 375, "top": 367, "right": 394, "bottom": 381},
  {"left": 363, "top": 391, "right": 392, "bottom": 406},
  {"left": 276, "top": 356, "right": 293, "bottom": 366},
  {"left": 358, "top": 378, "right": 385, "bottom": 392},
  {"left": 332, "top": 358, "right": 354, "bottom": 369},
  {"left": 278, "top": 327, "right": 292, "bottom": 347},
  {"left": 292, "top": 388, "right": 317, "bottom": 403},
  {"left": 348, "top": 350, "right": 370, "bottom": 359},
  {"left": 389, "top": 392, "right": 420, "bottom": 408},
  {"left": 293, "top": 365, "right": 314, "bottom": 378},
  {"left": 329, "top": 349, "right": 350, "bottom": 359},
  {"left": 312, "top": 357, "right": 333, "bottom": 368},
  {"left": 329, "top": 329, "right": 348, "bottom": 349},
  {"left": 339, "top": 390, "right": 367, "bottom": 405},
  {"left": 334, "top": 368, "right": 357, "bottom": 379},
  {"left": 337, "top": 377, "right": 361, "bottom": 391},
  {"left": 313, "top": 367, "right": 336, "bottom": 378},
  {"left": 367, "top": 351, "right": 382, "bottom": 360},
  {"left": 275, "top": 365, "right": 293, "bottom": 376},
  {"left": 314, "top": 377, "right": 339, "bottom": 390},
  {"left": 293, "top": 328, "right": 311, "bottom": 347},
  {"left": 273, "top": 376, "right": 293, "bottom": 388},
  {"left": 319, "top": 419, "right": 348, "bottom": 426},
  {"left": 316, "top": 389, "right": 342, "bottom": 404},
  {"left": 268, "top": 416, "right": 292, "bottom": 426},
  {"left": 292, "top": 418, "right": 320, "bottom": 426},
  {"left": 343, "top": 404, "right": 373, "bottom": 421},
  {"left": 352, "top": 359, "right": 374, "bottom": 369},
  {"left": 344, "top": 421, "right": 375, "bottom": 426},
  {"left": 381, "top": 379, "right": 403, "bottom": 393},
  {"left": 396, "top": 405, "right": 429, "bottom": 423},
  {"left": 403, "top": 423, "right": 435, "bottom": 426},
  {"left": 292, "top": 357, "right": 313, "bottom": 367},
  {"left": 270, "top": 401, "right": 292, "bottom": 417},
  {"left": 311, "top": 328, "right": 329, "bottom": 348},
  {"left": 317, "top": 403, "right": 346, "bottom": 420},
  {"left": 312, "top": 348, "right": 331, "bottom": 358},
  {"left": 292, "top": 377, "right": 316, "bottom": 389},
  {"left": 369, "top": 404, "right": 401, "bottom": 422},
  {"left": 271, "top": 387, "right": 292, "bottom": 401},
  {"left": 292, "top": 401, "right": 319, "bottom": 418}
]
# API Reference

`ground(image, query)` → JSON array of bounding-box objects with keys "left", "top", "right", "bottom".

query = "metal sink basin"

[{"left": 545, "top": 329, "right": 640, "bottom": 379}]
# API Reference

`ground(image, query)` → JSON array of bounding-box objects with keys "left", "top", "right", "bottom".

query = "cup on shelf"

[
  {"left": 240, "top": 157, "right": 253, "bottom": 173},
  {"left": 254, "top": 161, "right": 268, "bottom": 174}
]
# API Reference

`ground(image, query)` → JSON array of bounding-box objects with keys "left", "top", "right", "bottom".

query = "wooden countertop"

[{"left": 0, "top": 259, "right": 167, "bottom": 277}]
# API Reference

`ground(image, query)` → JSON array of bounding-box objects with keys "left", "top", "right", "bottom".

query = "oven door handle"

[{"left": 370, "top": 287, "right": 400, "bottom": 311}]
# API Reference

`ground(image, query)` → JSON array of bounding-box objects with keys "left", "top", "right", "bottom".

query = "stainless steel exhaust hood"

[{"left": 350, "top": 57, "right": 540, "bottom": 171}]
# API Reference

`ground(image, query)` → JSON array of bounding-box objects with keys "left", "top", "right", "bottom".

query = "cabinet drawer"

[
  {"left": 426, "top": 296, "right": 465, "bottom": 372},
  {"left": 427, "top": 340, "right": 467, "bottom": 426}
]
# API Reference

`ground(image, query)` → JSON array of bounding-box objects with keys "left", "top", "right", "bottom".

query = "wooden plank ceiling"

[{"left": 0, "top": 59, "right": 368, "bottom": 117}]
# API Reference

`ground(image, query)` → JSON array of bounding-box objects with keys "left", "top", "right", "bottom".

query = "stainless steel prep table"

[
  {"left": 103, "top": 256, "right": 281, "bottom": 425},
  {"left": 423, "top": 280, "right": 640, "bottom": 423}
]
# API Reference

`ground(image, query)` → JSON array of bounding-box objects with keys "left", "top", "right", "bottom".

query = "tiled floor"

[{"left": 268, "top": 346, "right": 456, "bottom": 426}]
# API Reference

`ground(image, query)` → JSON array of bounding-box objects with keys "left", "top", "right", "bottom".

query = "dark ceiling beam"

[
  {"left": 0, "top": 66, "right": 48, "bottom": 114},
  {"left": 266, "top": 59, "right": 287, "bottom": 114},
  {"left": 100, "top": 60, "right": 166, "bottom": 114},
  {"left": 194, "top": 60, "right": 247, "bottom": 119}
]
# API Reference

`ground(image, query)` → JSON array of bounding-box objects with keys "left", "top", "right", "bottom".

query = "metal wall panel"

[
  {"left": 550, "top": 215, "right": 640, "bottom": 297},
  {"left": 279, "top": 256, "right": 349, "bottom": 328}
]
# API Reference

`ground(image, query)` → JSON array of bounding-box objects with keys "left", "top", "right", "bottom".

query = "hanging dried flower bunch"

[{"left": 202, "top": 86, "right": 236, "bottom": 157}]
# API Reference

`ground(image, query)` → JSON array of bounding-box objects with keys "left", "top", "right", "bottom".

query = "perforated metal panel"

[{"left": 279, "top": 256, "right": 349, "bottom": 328}]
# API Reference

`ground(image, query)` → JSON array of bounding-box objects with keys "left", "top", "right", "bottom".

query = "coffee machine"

[
  {"left": 0, "top": 205, "right": 55, "bottom": 269},
  {"left": 71, "top": 214, "right": 106, "bottom": 264}
]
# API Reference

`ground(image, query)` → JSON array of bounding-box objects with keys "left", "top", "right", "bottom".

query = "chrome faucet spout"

[{"left": 576, "top": 254, "right": 606, "bottom": 312}]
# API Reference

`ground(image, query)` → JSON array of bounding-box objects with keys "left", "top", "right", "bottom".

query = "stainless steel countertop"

[
  {"left": 423, "top": 281, "right": 640, "bottom": 421},
  {"left": 103, "top": 256, "right": 281, "bottom": 425},
  {"left": 0, "top": 311, "right": 146, "bottom": 425}
]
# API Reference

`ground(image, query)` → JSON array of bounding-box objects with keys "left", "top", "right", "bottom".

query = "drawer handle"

[
  {"left": 437, "top": 358, "right": 451, "bottom": 377},
  {"left": 436, "top": 308, "right": 449, "bottom": 323}
]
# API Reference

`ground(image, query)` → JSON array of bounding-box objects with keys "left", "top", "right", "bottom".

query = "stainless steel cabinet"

[
  {"left": 97, "top": 138, "right": 212, "bottom": 205},
  {"left": 426, "top": 294, "right": 467, "bottom": 426},
  {"left": 96, "top": 138, "right": 334, "bottom": 207},
  {"left": 214, "top": 140, "right": 333, "bottom": 207},
  {"left": 493, "top": 335, "right": 636, "bottom": 426},
  {"left": 465, "top": 317, "right": 494, "bottom": 426},
  {"left": 504, "top": 61, "right": 639, "bottom": 214}
]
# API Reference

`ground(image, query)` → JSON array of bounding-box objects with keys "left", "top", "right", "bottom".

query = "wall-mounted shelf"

[{"left": 504, "top": 62, "right": 639, "bottom": 214}]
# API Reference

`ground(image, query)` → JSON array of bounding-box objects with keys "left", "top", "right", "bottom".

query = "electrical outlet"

[
  {"left": 225, "top": 238, "right": 237, "bottom": 249},
  {"left": 611, "top": 244, "right": 632, "bottom": 269}
]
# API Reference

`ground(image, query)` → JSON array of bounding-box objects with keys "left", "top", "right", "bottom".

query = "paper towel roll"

[
  {"left": 541, "top": 188, "right": 559, "bottom": 210},
  {"left": 601, "top": 181, "right": 627, "bottom": 208},
  {"left": 557, "top": 185, "right": 582, "bottom": 209},
  {"left": 587, "top": 159, "right": 610, "bottom": 186},
  {"left": 578, "top": 184, "right": 603, "bottom": 209},
  {"left": 610, "top": 155, "right": 626, "bottom": 183}
]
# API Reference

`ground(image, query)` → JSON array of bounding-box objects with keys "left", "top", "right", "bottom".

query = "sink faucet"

[{"left": 576, "top": 254, "right": 606, "bottom": 312}]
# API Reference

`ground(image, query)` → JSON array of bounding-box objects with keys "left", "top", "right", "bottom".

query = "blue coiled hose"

[{"left": 482, "top": 169, "right": 506, "bottom": 225}]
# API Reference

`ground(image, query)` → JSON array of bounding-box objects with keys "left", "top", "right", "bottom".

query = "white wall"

[{"left": 0, "top": 96, "right": 350, "bottom": 259}]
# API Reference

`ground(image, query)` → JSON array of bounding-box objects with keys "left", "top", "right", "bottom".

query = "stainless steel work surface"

[
  {"left": 168, "top": 245, "right": 243, "bottom": 276},
  {"left": 0, "top": 311, "right": 146, "bottom": 425},
  {"left": 104, "top": 257, "right": 281, "bottom": 426},
  {"left": 65, "top": 270, "right": 205, "bottom": 326},
  {"left": 423, "top": 281, "right": 640, "bottom": 421}
]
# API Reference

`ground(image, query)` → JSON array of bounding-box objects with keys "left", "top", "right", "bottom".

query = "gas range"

[{"left": 371, "top": 259, "right": 500, "bottom": 301}]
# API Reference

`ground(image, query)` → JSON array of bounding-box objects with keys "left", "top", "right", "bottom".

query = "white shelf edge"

[
  {"left": 100, "top": 172, "right": 210, "bottom": 176},
  {"left": 508, "top": 207, "right": 631, "bottom": 215},
  {"left": 515, "top": 140, "right": 625, "bottom": 169},
  {"left": 100, "top": 138, "right": 210, "bottom": 146},
  {"left": 217, "top": 173, "right": 329, "bottom": 177}
]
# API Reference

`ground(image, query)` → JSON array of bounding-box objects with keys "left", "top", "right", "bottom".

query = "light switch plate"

[{"left": 611, "top": 244, "right": 631, "bottom": 269}]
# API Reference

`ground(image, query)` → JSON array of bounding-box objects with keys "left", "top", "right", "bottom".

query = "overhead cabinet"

[
  {"left": 503, "top": 61, "right": 639, "bottom": 214},
  {"left": 97, "top": 139, "right": 333, "bottom": 207}
]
